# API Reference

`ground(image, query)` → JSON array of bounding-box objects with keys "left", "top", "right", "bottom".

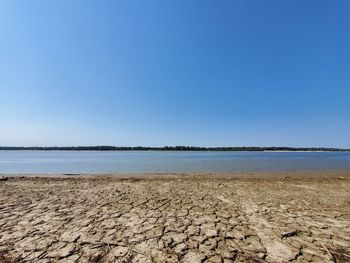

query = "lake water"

[{"left": 1, "top": 151, "right": 350, "bottom": 174}]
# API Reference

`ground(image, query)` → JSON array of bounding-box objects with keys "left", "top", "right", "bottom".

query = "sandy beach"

[{"left": 1, "top": 171, "right": 350, "bottom": 263}]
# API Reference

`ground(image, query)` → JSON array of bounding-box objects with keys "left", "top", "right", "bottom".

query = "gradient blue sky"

[{"left": 1, "top": 1, "right": 349, "bottom": 147}]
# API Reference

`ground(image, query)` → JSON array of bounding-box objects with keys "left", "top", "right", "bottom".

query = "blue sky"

[{"left": 0, "top": 1, "right": 349, "bottom": 147}]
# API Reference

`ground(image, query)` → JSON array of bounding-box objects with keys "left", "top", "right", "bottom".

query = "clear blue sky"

[{"left": 0, "top": 1, "right": 349, "bottom": 147}]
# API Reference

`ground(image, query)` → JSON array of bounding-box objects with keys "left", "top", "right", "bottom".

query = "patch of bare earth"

[{"left": 0, "top": 172, "right": 350, "bottom": 262}]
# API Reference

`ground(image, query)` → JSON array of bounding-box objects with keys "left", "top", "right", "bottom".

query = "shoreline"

[
  {"left": 1, "top": 169, "right": 350, "bottom": 179},
  {"left": 1, "top": 150, "right": 350, "bottom": 152}
]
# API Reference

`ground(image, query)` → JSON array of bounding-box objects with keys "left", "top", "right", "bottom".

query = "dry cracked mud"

[{"left": 0, "top": 172, "right": 350, "bottom": 263}]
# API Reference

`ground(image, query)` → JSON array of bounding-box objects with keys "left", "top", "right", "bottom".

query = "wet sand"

[{"left": 0, "top": 171, "right": 350, "bottom": 263}]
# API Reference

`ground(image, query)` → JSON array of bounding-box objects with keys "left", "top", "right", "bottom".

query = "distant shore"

[{"left": 1, "top": 146, "right": 349, "bottom": 151}]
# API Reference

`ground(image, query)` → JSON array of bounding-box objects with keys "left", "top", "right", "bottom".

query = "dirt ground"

[{"left": 0, "top": 171, "right": 350, "bottom": 263}]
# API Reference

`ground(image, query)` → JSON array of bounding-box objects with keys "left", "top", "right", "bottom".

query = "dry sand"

[{"left": 0, "top": 171, "right": 350, "bottom": 263}]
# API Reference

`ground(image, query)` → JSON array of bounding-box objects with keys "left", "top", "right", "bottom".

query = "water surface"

[{"left": 1, "top": 151, "right": 350, "bottom": 174}]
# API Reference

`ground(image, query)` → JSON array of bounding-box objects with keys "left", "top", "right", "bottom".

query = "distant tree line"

[{"left": 0, "top": 146, "right": 349, "bottom": 151}]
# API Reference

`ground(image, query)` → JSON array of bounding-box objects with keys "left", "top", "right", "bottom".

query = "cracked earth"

[{"left": 0, "top": 172, "right": 350, "bottom": 263}]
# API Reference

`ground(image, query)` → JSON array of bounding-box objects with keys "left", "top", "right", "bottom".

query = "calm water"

[{"left": 1, "top": 151, "right": 350, "bottom": 174}]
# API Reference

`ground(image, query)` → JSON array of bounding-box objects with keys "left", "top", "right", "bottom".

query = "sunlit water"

[{"left": 0, "top": 151, "right": 350, "bottom": 174}]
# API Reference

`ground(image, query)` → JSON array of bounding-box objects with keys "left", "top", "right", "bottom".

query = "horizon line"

[{"left": 0, "top": 146, "right": 349, "bottom": 151}]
